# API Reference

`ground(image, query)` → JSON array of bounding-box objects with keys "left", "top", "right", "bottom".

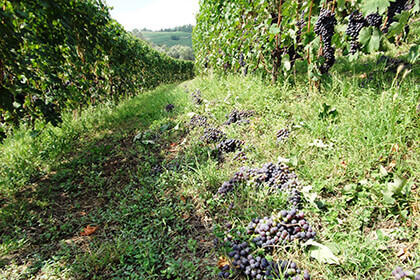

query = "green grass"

[
  {"left": 142, "top": 31, "right": 192, "bottom": 47},
  {"left": 0, "top": 53, "right": 419, "bottom": 279}
]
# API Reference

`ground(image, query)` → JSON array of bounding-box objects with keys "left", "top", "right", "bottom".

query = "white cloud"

[{"left": 109, "top": 0, "right": 199, "bottom": 31}]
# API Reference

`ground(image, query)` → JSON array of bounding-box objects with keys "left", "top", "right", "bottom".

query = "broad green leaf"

[
  {"left": 361, "top": 0, "right": 391, "bottom": 15},
  {"left": 368, "top": 29, "right": 381, "bottom": 53},
  {"left": 387, "top": 11, "right": 410, "bottom": 37},
  {"left": 336, "top": 0, "right": 347, "bottom": 11},
  {"left": 303, "top": 240, "right": 340, "bottom": 264}
]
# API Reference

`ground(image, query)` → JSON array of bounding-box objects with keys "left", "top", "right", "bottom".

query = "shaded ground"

[{"left": 0, "top": 86, "right": 217, "bottom": 279}]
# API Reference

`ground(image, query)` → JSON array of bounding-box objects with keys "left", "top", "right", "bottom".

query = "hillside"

[{"left": 142, "top": 31, "right": 192, "bottom": 47}]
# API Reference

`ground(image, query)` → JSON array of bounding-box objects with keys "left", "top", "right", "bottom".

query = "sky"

[{"left": 105, "top": 0, "right": 200, "bottom": 31}]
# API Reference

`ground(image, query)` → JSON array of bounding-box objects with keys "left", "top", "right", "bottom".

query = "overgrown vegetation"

[{"left": 0, "top": 0, "right": 194, "bottom": 136}]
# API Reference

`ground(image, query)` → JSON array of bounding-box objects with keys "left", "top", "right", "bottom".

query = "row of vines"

[
  {"left": 0, "top": 0, "right": 194, "bottom": 137},
  {"left": 193, "top": 0, "right": 419, "bottom": 82}
]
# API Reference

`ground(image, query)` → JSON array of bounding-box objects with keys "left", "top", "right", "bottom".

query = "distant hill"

[
  {"left": 131, "top": 25, "right": 193, "bottom": 48},
  {"left": 142, "top": 31, "right": 192, "bottom": 48}
]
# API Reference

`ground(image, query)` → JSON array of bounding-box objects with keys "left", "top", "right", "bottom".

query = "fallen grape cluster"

[
  {"left": 189, "top": 114, "right": 208, "bottom": 128},
  {"left": 233, "top": 151, "right": 248, "bottom": 161},
  {"left": 191, "top": 89, "right": 203, "bottom": 105},
  {"left": 248, "top": 209, "right": 316, "bottom": 249},
  {"left": 201, "top": 128, "right": 226, "bottom": 143},
  {"left": 223, "top": 241, "right": 311, "bottom": 280},
  {"left": 217, "top": 139, "right": 245, "bottom": 153},
  {"left": 165, "top": 103, "right": 175, "bottom": 112},
  {"left": 225, "top": 109, "right": 256, "bottom": 125},
  {"left": 216, "top": 162, "right": 299, "bottom": 197},
  {"left": 392, "top": 266, "right": 420, "bottom": 280}
]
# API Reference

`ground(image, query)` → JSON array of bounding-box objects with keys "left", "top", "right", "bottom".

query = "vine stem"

[
  {"left": 331, "top": 0, "right": 336, "bottom": 14},
  {"left": 306, "top": 0, "right": 314, "bottom": 65},
  {"left": 259, "top": 52, "right": 272, "bottom": 73},
  {"left": 272, "top": 0, "right": 283, "bottom": 83}
]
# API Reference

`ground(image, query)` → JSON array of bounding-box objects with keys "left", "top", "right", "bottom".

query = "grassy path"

[{"left": 0, "top": 84, "right": 217, "bottom": 279}]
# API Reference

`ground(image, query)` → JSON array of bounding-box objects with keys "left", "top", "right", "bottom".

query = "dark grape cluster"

[
  {"left": 349, "top": 41, "right": 361, "bottom": 55},
  {"left": 392, "top": 266, "right": 420, "bottom": 280},
  {"left": 365, "top": 12, "right": 382, "bottom": 28},
  {"left": 276, "top": 128, "right": 290, "bottom": 141},
  {"left": 384, "top": 0, "right": 409, "bottom": 33},
  {"left": 201, "top": 128, "right": 226, "bottom": 143},
  {"left": 216, "top": 167, "right": 249, "bottom": 196},
  {"left": 224, "top": 240, "right": 311, "bottom": 279},
  {"left": 191, "top": 89, "right": 203, "bottom": 105},
  {"left": 233, "top": 151, "right": 248, "bottom": 161},
  {"left": 288, "top": 188, "right": 302, "bottom": 208},
  {"left": 247, "top": 209, "right": 316, "bottom": 249},
  {"left": 250, "top": 162, "right": 298, "bottom": 191},
  {"left": 296, "top": 11, "right": 306, "bottom": 40},
  {"left": 319, "top": 45, "right": 336, "bottom": 73},
  {"left": 218, "top": 264, "right": 232, "bottom": 278},
  {"left": 346, "top": 11, "right": 367, "bottom": 39},
  {"left": 377, "top": 55, "right": 410, "bottom": 72},
  {"left": 216, "top": 162, "right": 299, "bottom": 197},
  {"left": 314, "top": 9, "right": 337, "bottom": 46},
  {"left": 225, "top": 109, "right": 256, "bottom": 125},
  {"left": 189, "top": 114, "right": 208, "bottom": 128},
  {"left": 345, "top": 10, "right": 368, "bottom": 55},
  {"left": 165, "top": 103, "right": 175, "bottom": 112},
  {"left": 314, "top": 9, "right": 337, "bottom": 74},
  {"left": 217, "top": 139, "right": 245, "bottom": 153}
]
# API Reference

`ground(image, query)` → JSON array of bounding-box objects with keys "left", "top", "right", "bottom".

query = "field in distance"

[{"left": 142, "top": 31, "right": 192, "bottom": 47}]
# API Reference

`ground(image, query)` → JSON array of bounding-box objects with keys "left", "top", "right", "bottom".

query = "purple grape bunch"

[
  {"left": 222, "top": 240, "right": 311, "bottom": 279},
  {"left": 314, "top": 9, "right": 337, "bottom": 73},
  {"left": 217, "top": 138, "right": 245, "bottom": 153},
  {"left": 189, "top": 114, "right": 208, "bottom": 128},
  {"left": 247, "top": 209, "right": 316, "bottom": 249},
  {"left": 201, "top": 127, "right": 226, "bottom": 143},
  {"left": 225, "top": 109, "right": 256, "bottom": 125},
  {"left": 191, "top": 89, "right": 203, "bottom": 105},
  {"left": 392, "top": 266, "right": 420, "bottom": 280},
  {"left": 216, "top": 162, "right": 300, "bottom": 199}
]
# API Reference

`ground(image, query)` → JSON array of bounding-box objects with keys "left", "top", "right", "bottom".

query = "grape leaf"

[
  {"left": 303, "top": 240, "right": 340, "bottom": 264},
  {"left": 359, "top": 27, "right": 380, "bottom": 53},
  {"left": 387, "top": 11, "right": 410, "bottom": 37},
  {"left": 361, "top": 0, "right": 391, "bottom": 15}
]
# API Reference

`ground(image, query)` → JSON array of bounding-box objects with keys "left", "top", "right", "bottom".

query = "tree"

[{"left": 131, "top": 28, "right": 144, "bottom": 40}]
